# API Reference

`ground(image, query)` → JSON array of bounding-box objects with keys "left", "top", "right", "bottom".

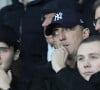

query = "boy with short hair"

[
  {"left": 52, "top": 35, "right": 100, "bottom": 90},
  {"left": 0, "top": 25, "right": 20, "bottom": 90}
]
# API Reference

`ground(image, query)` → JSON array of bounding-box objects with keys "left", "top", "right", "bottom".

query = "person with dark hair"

[
  {"left": 42, "top": 9, "right": 90, "bottom": 90},
  {"left": 0, "top": 25, "right": 20, "bottom": 90},
  {"left": 0, "top": 0, "right": 59, "bottom": 90},
  {"left": 93, "top": 0, "right": 100, "bottom": 32},
  {"left": 77, "top": 0, "right": 96, "bottom": 35},
  {"left": 69, "top": 35, "right": 100, "bottom": 90}
]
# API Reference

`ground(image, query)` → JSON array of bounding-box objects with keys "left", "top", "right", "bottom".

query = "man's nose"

[
  {"left": 59, "top": 33, "right": 66, "bottom": 41},
  {"left": 83, "top": 60, "right": 91, "bottom": 68}
]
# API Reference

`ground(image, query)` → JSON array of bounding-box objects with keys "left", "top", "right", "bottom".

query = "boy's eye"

[{"left": 0, "top": 47, "right": 9, "bottom": 53}]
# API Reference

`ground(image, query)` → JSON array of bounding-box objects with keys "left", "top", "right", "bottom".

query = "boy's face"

[
  {"left": 77, "top": 41, "right": 100, "bottom": 81},
  {"left": 0, "top": 42, "right": 18, "bottom": 71}
]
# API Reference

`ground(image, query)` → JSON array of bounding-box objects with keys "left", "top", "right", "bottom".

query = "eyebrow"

[
  {"left": 0, "top": 46, "right": 9, "bottom": 48},
  {"left": 77, "top": 53, "right": 100, "bottom": 57},
  {"left": 77, "top": 55, "right": 83, "bottom": 58},
  {"left": 89, "top": 53, "right": 100, "bottom": 56}
]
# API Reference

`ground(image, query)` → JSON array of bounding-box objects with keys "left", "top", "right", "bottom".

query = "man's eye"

[
  {"left": 90, "top": 56, "right": 98, "bottom": 59},
  {"left": 77, "top": 57, "right": 83, "bottom": 61}
]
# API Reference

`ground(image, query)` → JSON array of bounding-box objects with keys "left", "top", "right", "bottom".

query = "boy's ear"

[
  {"left": 82, "top": 28, "right": 90, "bottom": 39},
  {"left": 14, "top": 49, "right": 20, "bottom": 61}
]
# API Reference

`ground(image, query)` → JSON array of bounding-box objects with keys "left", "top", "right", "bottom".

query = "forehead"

[
  {"left": 77, "top": 41, "right": 100, "bottom": 55},
  {"left": 95, "top": 6, "right": 100, "bottom": 19},
  {"left": 0, "top": 42, "right": 8, "bottom": 47}
]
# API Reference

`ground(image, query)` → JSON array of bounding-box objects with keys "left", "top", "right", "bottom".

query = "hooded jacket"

[{"left": 0, "top": 0, "right": 54, "bottom": 64}]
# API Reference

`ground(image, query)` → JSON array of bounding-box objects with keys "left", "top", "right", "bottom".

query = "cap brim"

[{"left": 45, "top": 23, "right": 65, "bottom": 36}]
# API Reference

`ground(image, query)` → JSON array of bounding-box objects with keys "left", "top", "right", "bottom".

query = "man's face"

[
  {"left": 0, "top": 42, "right": 16, "bottom": 71},
  {"left": 53, "top": 25, "right": 89, "bottom": 55},
  {"left": 95, "top": 6, "right": 100, "bottom": 32},
  {"left": 77, "top": 42, "right": 100, "bottom": 81}
]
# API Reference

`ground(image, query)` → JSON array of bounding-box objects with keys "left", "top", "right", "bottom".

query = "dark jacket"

[
  {"left": 8, "top": 74, "right": 19, "bottom": 90},
  {"left": 57, "top": 0, "right": 78, "bottom": 10},
  {"left": 0, "top": 0, "right": 49, "bottom": 62},
  {"left": 56, "top": 67, "right": 100, "bottom": 90},
  {"left": 28, "top": 62, "right": 59, "bottom": 90},
  {"left": 0, "top": 1, "right": 58, "bottom": 90},
  {"left": 0, "top": 0, "right": 58, "bottom": 76}
]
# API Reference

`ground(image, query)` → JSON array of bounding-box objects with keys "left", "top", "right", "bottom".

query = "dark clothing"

[
  {"left": 28, "top": 76, "right": 58, "bottom": 90},
  {"left": 57, "top": 0, "right": 78, "bottom": 10},
  {"left": 77, "top": 0, "right": 97, "bottom": 35},
  {"left": 56, "top": 67, "right": 100, "bottom": 90},
  {"left": 0, "top": 0, "right": 58, "bottom": 90},
  {"left": 0, "top": 0, "right": 47, "bottom": 64},
  {"left": 8, "top": 74, "right": 19, "bottom": 90},
  {"left": 42, "top": 0, "right": 79, "bottom": 15},
  {"left": 28, "top": 62, "right": 58, "bottom": 90}
]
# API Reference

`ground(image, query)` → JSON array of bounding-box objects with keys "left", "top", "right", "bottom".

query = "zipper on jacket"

[
  {"left": 24, "top": 5, "right": 27, "bottom": 11},
  {"left": 19, "top": 4, "right": 27, "bottom": 42},
  {"left": 19, "top": 19, "right": 22, "bottom": 42}
]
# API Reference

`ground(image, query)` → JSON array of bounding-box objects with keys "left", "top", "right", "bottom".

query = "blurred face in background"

[{"left": 95, "top": 6, "right": 100, "bottom": 32}]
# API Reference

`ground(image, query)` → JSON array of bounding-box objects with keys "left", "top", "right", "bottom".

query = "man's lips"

[
  {"left": 62, "top": 44, "right": 69, "bottom": 48},
  {"left": 83, "top": 71, "right": 94, "bottom": 76}
]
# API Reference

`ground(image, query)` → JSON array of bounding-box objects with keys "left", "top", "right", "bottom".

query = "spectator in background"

[
  {"left": 0, "top": 0, "right": 58, "bottom": 90},
  {"left": 77, "top": 0, "right": 97, "bottom": 35},
  {"left": 42, "top": 0, "right": 79, "bottom": 28},
  {"left": 93, "top": 0, "right": 100, "bottom": 32},
  {"left": 47, "top": 9, "right": 90, "bottom": 90},
  {"left": 0, "top": 25, "right": 20, "bottom": 90}
]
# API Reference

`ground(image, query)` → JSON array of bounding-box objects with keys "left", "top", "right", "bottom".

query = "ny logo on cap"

[{"left": 54, "top": 12, "right": 63, "bottom": 21}]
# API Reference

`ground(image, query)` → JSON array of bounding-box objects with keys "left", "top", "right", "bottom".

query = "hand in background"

[{"left": 0, "top": 69, "right": 12, "bottom": 90}]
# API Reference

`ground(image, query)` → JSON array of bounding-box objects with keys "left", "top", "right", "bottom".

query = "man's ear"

[
  {"left": 14, "top": 49, "right": 20, "bottom": 61},
  {"left": 82, "top": 28, "right": 90, "bottom": 39}
]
